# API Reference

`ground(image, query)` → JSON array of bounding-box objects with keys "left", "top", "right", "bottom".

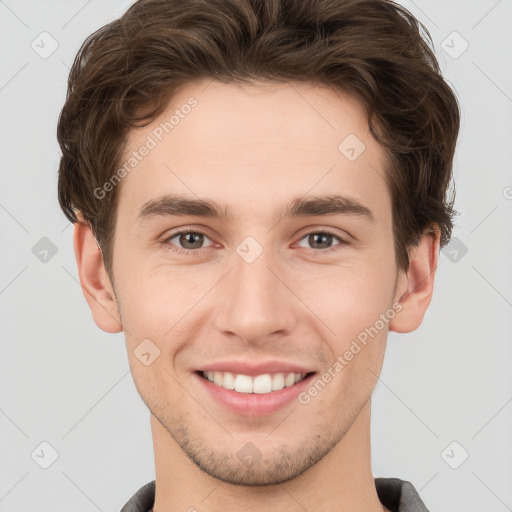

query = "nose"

[{"left": 212, "top": 243, "right": 299, "bottom": 346}]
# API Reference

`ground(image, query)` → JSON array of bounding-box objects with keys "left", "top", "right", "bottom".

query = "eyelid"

[
  {"left": 161, "top": 225, "right": 211, "bottom": 240},
  {"left": 294, "top": 225, "right": 352, "bottom": 244}
]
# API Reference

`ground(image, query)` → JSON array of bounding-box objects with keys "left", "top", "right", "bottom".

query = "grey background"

[{"left": 0, "top": 0, "right": 511, "bottom": 510}]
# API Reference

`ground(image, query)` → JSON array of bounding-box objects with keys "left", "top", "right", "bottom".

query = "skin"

[{"left": 74, "top": 80, "right": 439, "bottom": 511}]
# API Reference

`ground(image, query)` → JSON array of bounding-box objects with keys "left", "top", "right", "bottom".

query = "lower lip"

[{"left": 194, "top": 372, "right": 316, "bottom": 416}]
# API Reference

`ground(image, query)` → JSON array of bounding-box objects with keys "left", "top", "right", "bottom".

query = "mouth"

[
  {"left": 194, "top": 366, "right": 318, "bottom": 416},
  {"left": 197, "top": 370, "right": 316, "bottom": 394}
]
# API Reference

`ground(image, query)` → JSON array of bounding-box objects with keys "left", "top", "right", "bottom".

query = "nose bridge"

[{"left": 213, "top": 238, "right": 296, "bottom": 341}]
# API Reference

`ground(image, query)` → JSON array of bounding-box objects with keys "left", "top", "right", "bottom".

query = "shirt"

[{"left": 120, "top": 477, "right": 430, "bottom": 511}]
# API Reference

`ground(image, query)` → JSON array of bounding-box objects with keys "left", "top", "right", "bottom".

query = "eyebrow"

[{"left": 136, "top": 193, "right": 375, "bottom": 224}]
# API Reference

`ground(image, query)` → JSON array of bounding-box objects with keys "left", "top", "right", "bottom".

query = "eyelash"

[{"left": 162, "top": 227, "right": 349, "bottom": 256}]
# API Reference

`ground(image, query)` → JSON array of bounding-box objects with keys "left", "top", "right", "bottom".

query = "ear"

[
  {"left": 73, "top": 216, "right": 123, "bottom": 333},
  {"left": 389, "top": 226, "right": 440, "bottom": 333}
]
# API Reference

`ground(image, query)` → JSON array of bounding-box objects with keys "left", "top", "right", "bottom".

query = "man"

[{"left": 57, "top": 0, "right": 460, "bottom": 510}]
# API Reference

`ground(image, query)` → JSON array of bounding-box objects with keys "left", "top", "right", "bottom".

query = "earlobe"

[
  {"left": 73, "top": 218, "right": 123, "bottom": 333},
  {"left": 389, "top": 227, "right": 440, "bottom": 333}
]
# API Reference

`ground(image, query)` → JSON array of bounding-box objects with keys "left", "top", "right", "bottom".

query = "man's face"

[{"left": 110, "top": 80, "right": 401, "bottom": 485}]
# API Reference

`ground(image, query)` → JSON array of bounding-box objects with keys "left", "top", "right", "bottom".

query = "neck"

[{"left": 151, "top": 400, "right": 387, "bottom": 512}]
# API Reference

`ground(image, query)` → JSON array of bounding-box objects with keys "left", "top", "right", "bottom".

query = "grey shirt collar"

[{"left": 121, "top": 477, "right": 430, "bottom": 512}]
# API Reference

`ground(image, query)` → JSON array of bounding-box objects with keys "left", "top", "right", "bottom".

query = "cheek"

[
  {"left": 300, "top": 260, "right": 396, "bottom": 337},
  {"left": 114, "top": 263, "right": 205, "bottom": 337},
  {"left": 115, "top": 267, "right": 216, "bottom": 394}
]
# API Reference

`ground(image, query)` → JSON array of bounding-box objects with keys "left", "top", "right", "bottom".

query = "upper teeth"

[{"left": 203, "top": 371, "right": 306, "bottom": 394}]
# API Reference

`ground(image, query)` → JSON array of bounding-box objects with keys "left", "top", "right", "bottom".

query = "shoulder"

[
  {"left": 375, "top": 477, "right": 430, "bottom": 512},
  {"left": 120, "top": 480, "right": 155, "bottom": 512}
]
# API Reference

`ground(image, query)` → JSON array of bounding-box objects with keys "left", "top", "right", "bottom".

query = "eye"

[
  {"left": 163, "top": 228, "right": 214, "bottom": 255},
  {"left": 296, "top": 229, "right": 348, "bottom": 253},
  {"left": 162, "top": 227, "right": 349, "bottom": 256}
]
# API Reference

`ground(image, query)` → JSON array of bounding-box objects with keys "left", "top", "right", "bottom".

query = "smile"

[{"left": 201, "top": 371, "right": 309, "bottom": 394}]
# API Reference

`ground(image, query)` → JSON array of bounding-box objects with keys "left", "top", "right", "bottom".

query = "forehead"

[{"left": 118, "top": 79, "right": 391, "bottom": 226}]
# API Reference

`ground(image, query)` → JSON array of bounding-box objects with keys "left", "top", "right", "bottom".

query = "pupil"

[
  {"left": 182, "top": 232, "right": 203, "bottom": 249},
  {"left": 311, "top": 233, "right": 331, "bottom": 249}
]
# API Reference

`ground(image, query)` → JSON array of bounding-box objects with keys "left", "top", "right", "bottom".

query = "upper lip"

[{"left": 197, "top": 360, "right": 316, "bottom": 376}]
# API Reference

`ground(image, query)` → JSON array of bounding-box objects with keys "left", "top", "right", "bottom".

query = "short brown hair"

[{"left": 57, "top": 0, "right": 460, "bottom": 277}]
